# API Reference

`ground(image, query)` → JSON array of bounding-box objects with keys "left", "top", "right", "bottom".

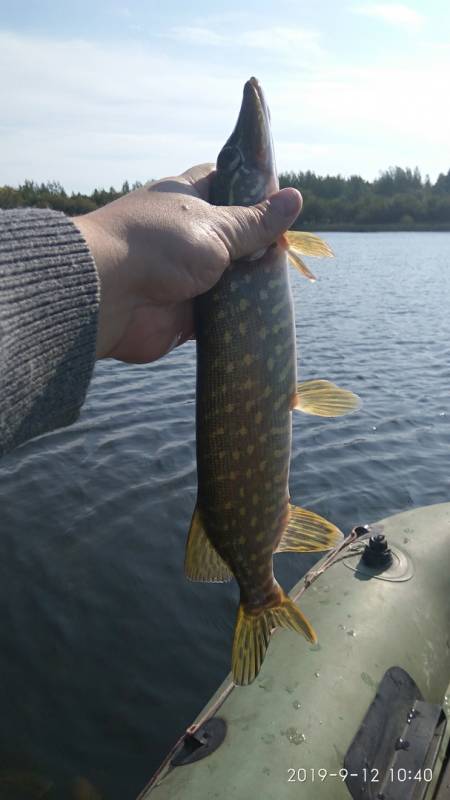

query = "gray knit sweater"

[{"left": 0, "top": 208, "right": 99, "bottom": 456}]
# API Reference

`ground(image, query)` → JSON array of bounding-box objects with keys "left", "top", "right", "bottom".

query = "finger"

[
  {"left": 180, "top": 162, "right": 215, "bottom": 183},
  {"left": 213, "top": 188, "right": 303, "bottom": 263},
  {"left": 148, "top": 178, "right": 199, "bottom": 196},
  {"left": 147, "top": 163, "right": 215, "bottom": 200},
  {"left": 180, "top": 163, "right": 216, "bottom": 201}
]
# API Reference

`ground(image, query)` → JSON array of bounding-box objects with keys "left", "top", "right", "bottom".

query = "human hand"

[{"left": 73, "top": 163, "right": 302, "bottom": 363}]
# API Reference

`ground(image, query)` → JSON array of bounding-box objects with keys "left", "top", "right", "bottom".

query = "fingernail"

[{"left": 270, "top": 188, "right": 302, "bottom": 217}]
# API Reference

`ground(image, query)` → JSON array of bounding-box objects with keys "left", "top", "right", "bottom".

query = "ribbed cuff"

[{"left": 0, "top": 208, "right": 100, "bottom": 455}]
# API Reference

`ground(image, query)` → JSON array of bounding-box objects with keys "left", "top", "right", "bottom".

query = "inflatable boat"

[{"left": 138, "top": 503, "right": 450, "bottom": 800}]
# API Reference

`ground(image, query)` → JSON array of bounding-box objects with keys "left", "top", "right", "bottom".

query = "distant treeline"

[
  {"left": 0, "top": 179, "right": 144, "bottom": 216},
  {"left": 280, "top": 167, "right": 450, "bottom": 230},
  {"left": 1, "top": 167, "right": 450, "bottom": 229}
]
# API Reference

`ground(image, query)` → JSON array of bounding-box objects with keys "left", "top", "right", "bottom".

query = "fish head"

[{"left": 211, "top": 77, "right": 279, "bottom": 207}]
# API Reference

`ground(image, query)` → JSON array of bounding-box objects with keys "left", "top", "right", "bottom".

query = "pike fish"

[{"left": 186, "top": 77, "right": 360, "bottom": 685}]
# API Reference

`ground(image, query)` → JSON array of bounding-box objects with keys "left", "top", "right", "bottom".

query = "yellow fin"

[
  {"left": 287, "top": 249, "right": 317, "bottom": 282},
  {"left": 184, "top": 506, "right": 233, "bottom": 582},
  {"left": 232, "top": 586, "right": 316, "bottom": 685},
  {"left": 285, "top": 231, "right": 334, "bottom": 258},
  {"left": 293, "top": 379, "right": 361, "bottom": 417},
  {"left": 276, "top": 504, "right": 343, "bottom": 553}
]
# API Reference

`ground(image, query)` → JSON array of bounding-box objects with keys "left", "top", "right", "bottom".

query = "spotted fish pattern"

[
  {"left": 195, "top": 247, "right": 295, "bottom": 606},
  {"left": 185, "top": 77, "right": 360, "bottom": 685}
]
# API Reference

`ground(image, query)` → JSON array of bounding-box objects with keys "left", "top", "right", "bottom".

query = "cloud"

[
  {"left": 0, "top": 29, "right": 239, "bottom": 191},
  {"left": 239, "top": 26, "right": 322, "bottom": 54},
  {"left": 1, "top": 27, "right": 449, "bottom": 193},
  {"left": 352, "top": 3, "right": 425, "bottom": 30},
  {"left": 166, "top": 24, "right": 323, "bottom": 58},
  {"left": 168, "top": 26, "right": 228, "bottom": 46}
]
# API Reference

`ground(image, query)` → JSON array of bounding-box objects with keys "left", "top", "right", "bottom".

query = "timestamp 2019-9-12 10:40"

[{"left": 287, "top": 767, "right": 433, "bottom": 784}]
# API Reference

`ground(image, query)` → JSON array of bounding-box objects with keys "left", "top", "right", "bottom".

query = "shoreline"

[{"left": 292, "top": 222, "right": 450, "bottom": 233}]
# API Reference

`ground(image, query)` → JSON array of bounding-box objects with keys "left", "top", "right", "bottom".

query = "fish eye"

[{"left": 217, "top": 145, "right": 242, "bottom": 172}]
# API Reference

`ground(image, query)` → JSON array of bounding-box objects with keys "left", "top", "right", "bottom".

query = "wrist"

[{"left": 73, "top": 213, "right": 128, "bottom": 359}]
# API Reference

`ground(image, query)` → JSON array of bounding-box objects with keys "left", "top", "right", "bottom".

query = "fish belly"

[{"left": 194, "top": 245, "right": 296, "bottom": 604}]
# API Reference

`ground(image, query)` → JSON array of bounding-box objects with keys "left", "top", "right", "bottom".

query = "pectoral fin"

[
  {"left": 276, "top": 505, "right": 343, "bottom": 553},
  {"left": 279, "top": 231, "right": 334, "bottom": 282},
  {"left": 293, "top": 379, "right": 361, "bottom": 417},
  {"left": 285, "top": 231, "right": 334, "bottom": 258},
  {"left": 287, "top": 249, "right": 317, "bottom": 282},
  {"left": 184, "top": 506, "right": 233, "bottom": 582}
]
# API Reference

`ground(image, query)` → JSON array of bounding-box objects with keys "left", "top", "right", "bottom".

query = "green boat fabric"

[{"left": 140, "top": 503, "right": 450, "bottom": 800}]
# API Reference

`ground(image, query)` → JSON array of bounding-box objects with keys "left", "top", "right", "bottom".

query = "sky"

[{"left": 1, "top": 0, "right": 449, "bottom": 193}]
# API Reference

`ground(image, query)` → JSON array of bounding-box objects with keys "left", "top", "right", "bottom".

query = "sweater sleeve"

[{"left": 0, "top": 208, "right": 100, "bottom": 456}]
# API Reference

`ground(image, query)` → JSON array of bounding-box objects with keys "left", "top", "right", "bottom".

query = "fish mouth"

[
  {"left": 237, "top": 77, "right": 276, "bottom": 177},
  {"left": 211, "top": 76, "right": 279, "bottom": 206}
]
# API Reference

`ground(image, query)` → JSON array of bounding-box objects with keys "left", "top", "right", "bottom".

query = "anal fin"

[
  {"left": 275, "top": 504, "right": 343, "bottom": 553},
  {"left": 184, "top": 506, "right": 233, "bottom": 583},
  {"left": 293, "top": 379, "right": 361, "bottom": 417}
]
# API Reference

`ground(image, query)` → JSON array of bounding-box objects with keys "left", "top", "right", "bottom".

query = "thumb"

[{"left": 219, "top": 187, "right": 302, "bottom": 262}]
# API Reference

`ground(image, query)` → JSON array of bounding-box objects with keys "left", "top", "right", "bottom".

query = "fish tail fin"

[{"left": 232, "top": 588, "right": 316, "bottom": 686}]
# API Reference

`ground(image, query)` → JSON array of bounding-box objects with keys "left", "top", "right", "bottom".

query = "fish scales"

[
  {"left": 186, "top": 77, "right": 359, "bottom": 685},
  {"left": 195, "top": 250, "right": 295, "bottom": 605}
]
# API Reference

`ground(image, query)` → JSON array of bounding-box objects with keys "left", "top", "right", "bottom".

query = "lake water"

[{"left": 0, "top": 232, "right": 449, "bottom": 799}]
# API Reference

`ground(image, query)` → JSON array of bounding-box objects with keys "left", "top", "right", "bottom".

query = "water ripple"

[{"left": 0, "top": 233, "right": 450, "bottom": 797}]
